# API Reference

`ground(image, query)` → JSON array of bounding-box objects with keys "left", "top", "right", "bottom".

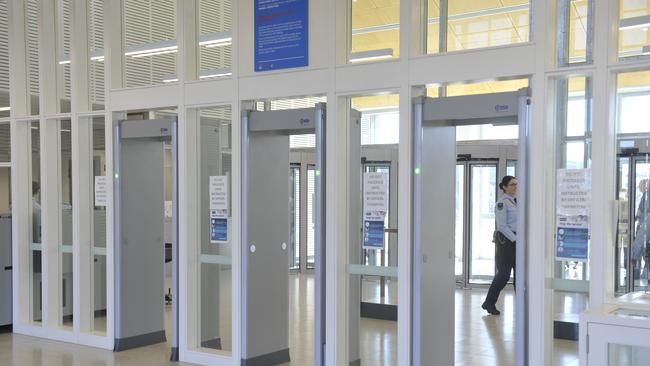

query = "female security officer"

[{"left": 482, "top": 175, "right": 517, "bottom": 316}]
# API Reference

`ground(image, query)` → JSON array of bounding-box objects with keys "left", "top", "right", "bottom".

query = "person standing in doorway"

[{"left": 482, "top": 176, "right": 518, "bottom": 316}]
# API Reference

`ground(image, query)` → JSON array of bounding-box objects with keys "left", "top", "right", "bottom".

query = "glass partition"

[
  {"left": 123, "top": 0, "right": 177, "bottom": 86},
  {"left": 557, "top": 0, "right": 593, "bottom": 66},
  {"left": 27, "top": 0, "right": 40, "bottom": 115},
  {"left": 350, "top": 0, "right": 399, "bottom": 63},
  {"left": 426, "top": 1, "right": 530, "bottom": 54},
  {"left": 198, "top": 0, "right": 233, "bottom": 81},
  {"left": 59, "top": 119, "right": 73, "bottom": 328},
  {"left": 348, "top": 94, "right": 399, "bottom": 366},
  {"left": 0, "top": 2, "right": 9, "bottom": 118},
  {"left": 615, "top": 70, "right": 650, "bottom": 297},
  {"left": 90, "top": 117, "right": 107, "bottom": 334},
  {"left": 289, "top": 165, "right": 301, "bottom": 270},
  {"left": 618, "top": 1, "right": 650, "bottom": 60},
  {"left": 197, "top": 106, "right": 232, "bottom": 354},
  {"left": 88, "top": 0, "right": 105, "bottom": 110},
  {"left": 29, "top": 120, "right": 42, "bottom": 324},
  {"left": 56, "top": 0, "right": 72, "bottom": 113}
]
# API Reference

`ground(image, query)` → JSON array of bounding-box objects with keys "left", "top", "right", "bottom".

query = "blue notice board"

[
  {"left": 254, "top": 0, "right": 308, "bottom": 72},
  {"left": 556, "top": 226, "right": 589, "bottom": 261},
  {"left": 211, "top": 217, "right": 228, "bottom": 243},
  {"left": 363, "top": 220, "right": 385, "bottom": 249}
]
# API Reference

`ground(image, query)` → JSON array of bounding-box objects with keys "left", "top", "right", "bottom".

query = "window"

[{"left": 350, "top": 0, "right": 399, "bottom": 63}]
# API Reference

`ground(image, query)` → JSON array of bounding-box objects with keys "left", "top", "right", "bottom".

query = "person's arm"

[{"left": 496, "top": 202, "right": 516, "bottom": 242}]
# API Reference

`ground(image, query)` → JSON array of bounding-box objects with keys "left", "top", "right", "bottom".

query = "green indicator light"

[
  {"left": 315, "top": 170, "right": 321, "bottom": 176},
  {"left": 114, "top": 173, "right": 119, "bottom": 179},
  {"left": 414, "top": 167, "right": 421, "bottom": 175}
]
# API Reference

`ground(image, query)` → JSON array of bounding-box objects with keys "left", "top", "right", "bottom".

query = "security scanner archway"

[
  {"left": 241, "top": 104, "right": 326, "bottom": 366},
  {"left": 412, "top": 89, "right": 530, "bottom": 366},
  {"left": 113, "top": 118, "right": 179, "bottom": 358}
]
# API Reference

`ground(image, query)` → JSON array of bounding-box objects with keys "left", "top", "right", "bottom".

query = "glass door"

[
  {"left": 307, "top": 165, "right": 316, "bottom": 269},
  {"left": 455, "top": 163, "right": 465, "bottom": 284},
  {"left": 467, "top": 162, "right": 498, "bottom": 285}
]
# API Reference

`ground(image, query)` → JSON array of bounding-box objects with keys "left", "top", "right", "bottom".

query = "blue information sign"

[
  {"left": 363, "top": 220, "right": 385, "bottom": 249},
  {"left": 211, "top": 217, "right": 228, "bottom": 243},
  {"left": 556, "top": 226, "right": 589, "bottom": 261},
  {"left": 254, "top": 0, "right": 308, "bottom": 72}
]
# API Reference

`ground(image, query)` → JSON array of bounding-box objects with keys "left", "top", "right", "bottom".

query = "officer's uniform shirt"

[{"left": 496, "top": 194, "right": 517, "bottom": 242}]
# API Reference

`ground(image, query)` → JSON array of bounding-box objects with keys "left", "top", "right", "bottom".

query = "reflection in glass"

[
  {"left": 198, "top": 107, "right": 232, "bottom": 354},
  {"left": 619, "top": 1, "right": 650, "bottom": 59}
]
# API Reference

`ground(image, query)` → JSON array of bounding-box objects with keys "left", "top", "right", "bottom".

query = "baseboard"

[
  {"left": 201, "top": 337, "right": 222, "bottom": 350},
  {"left": 360, "top": 302, "right": 398, "bottom": 321},
  {"left": 114, "top": 330, "right": 167, "bottom": 351},
  {"left": 554, "top": 320, "right": 579, "bottom": 341},
  {"left": 241, "top": 348, "right": 290, "bottom": 366}
]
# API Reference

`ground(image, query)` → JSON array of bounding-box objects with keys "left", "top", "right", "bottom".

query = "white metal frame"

[{"left": 8, "top": 0, "right": 650, "bottom": 365}]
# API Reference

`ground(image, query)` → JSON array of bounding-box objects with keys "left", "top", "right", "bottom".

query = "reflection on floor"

[{"left": 0, "top": 273, "right": 579, "bottom": 366}]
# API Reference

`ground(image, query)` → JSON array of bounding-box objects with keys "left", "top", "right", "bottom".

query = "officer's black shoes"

[{"left": 481, "top": 302, "right": 501, "bottom": 315}]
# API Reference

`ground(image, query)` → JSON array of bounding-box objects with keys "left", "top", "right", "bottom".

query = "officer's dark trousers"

[{"left": 484, "top": 240, "right": 516, "bottom": 307}]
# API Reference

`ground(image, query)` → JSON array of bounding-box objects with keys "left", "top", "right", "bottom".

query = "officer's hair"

[{"left": 499, "top": 176, "right": 516, "bottom": 192}]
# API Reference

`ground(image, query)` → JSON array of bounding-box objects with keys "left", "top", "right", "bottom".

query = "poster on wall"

[
  {"left": 363, "top": 172, "right": 388, "bottom": 249},
  {"left": 94, "top": 176, "right": 107, "bottom": 207},
  {"left": 210, "top": 176, "right": 228, "bottom": 243},
  {"left": 254, "top": 0, "right": 309, "bottom": 72},
  {"left": 555, "top": 169, "right": 591, "bottom": 261},
  {"left": 555, "top": 215, "right": 589, "bottom": 261}
]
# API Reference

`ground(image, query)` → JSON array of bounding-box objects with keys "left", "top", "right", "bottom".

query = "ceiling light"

[
  {"left": 0, "top": 107, "right": 10, "bottom": 112},
  {"left": 125, "top": 39, "right": 179, "bottom": 58},
  {"left": 58, "top": 59, "right": 71, "bottom": 65},
  {"left": 199, "top": 68, "right": 232, "bottom": 79},
  {"left": 199, "top": 31, "right": 233, "bottom": 48},
  {"left": 349, "top": 48, "right": 394, "bottom": 63},
  {"left": 620, "top": 15, "right": 650, "bottom": 30},
  {"left": 162, "top": 76, "right": 179, "bottom": 83}
]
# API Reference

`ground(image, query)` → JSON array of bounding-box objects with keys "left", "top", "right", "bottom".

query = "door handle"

[{"left": 4, "top": 266, "right": 12, "bottom": 271}]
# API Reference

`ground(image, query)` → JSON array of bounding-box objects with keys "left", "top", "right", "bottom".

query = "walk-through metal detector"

[
  {"left": 241, "top": 104, "right": 326, "bottom": 366},
  {"left": 113, "top": 118, "right": 179, "bottom": 360},
  {"left": 412, "top": 89, "right": 530, "bottom": 366}
]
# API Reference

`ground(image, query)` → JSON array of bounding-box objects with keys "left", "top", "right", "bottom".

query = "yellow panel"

[
  {"left": 618, "top": 71, "right": 650, "bottom": 90},
  {"left": 567, "top": 76, "right": 586, "bottom": 94},
  {"left": 352, "top": 30, "right": 400, "bottom": 56},
  {"left": 568, "top": 0, "right": 588, "bottom": 63},
  {"left": 351, "top": 94, "right": 399, "bottom": 110}
]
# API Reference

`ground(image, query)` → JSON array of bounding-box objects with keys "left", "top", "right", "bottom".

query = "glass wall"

[
  {"left": 123, "top": 0, "right": 177, "bottom": 86},
  {"left": 427, "top": 1, "right": 530, "bottom": 54},
  {"left": 348, "top": 94, "right": 399, "bottom": 366},
  {"left": 198, "top": 0, "right": 233, "bottom": 80},
  {"left": 350, "top": 0, "right": 399, "bottom": 62},
  {"left": 197, "top": 106, "right": 232, "bottom": 354},
  {"left": 618, "top": 0, "right": 650, "bottom": 59}
]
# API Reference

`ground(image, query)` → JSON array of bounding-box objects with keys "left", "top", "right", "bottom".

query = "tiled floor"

[{"left": 0, "top": 273, "right": 579, "bottom": 366}]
